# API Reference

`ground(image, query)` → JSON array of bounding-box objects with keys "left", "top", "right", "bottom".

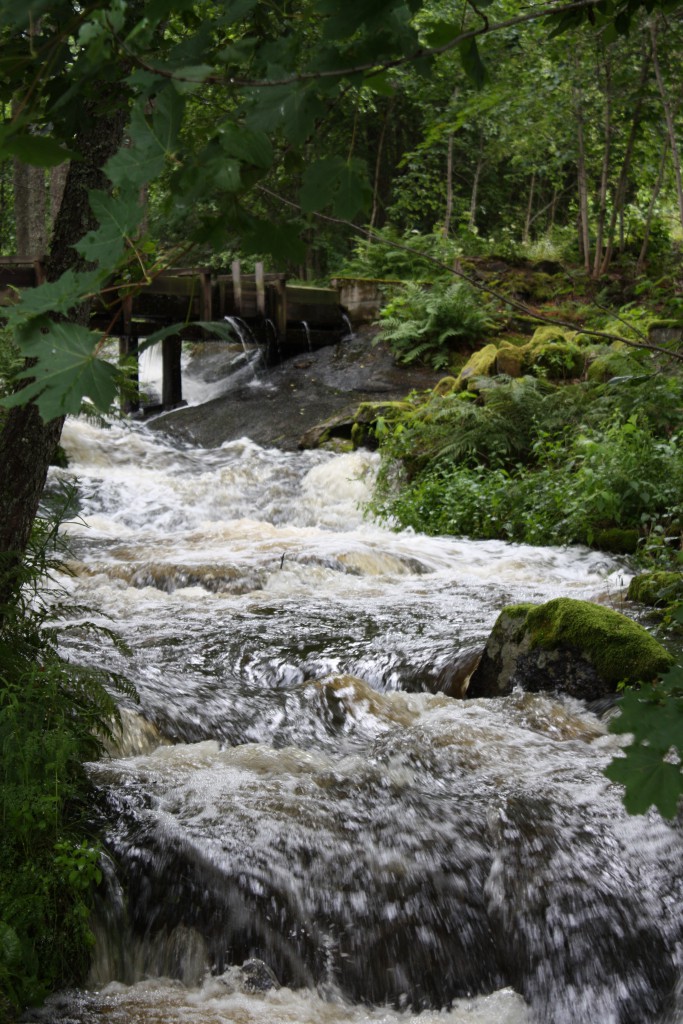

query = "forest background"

[{"left": 1, "top": 0, "right": 683, "bottom": 1016}]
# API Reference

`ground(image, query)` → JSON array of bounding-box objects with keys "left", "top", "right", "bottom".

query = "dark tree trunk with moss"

[{"left": 0, "top": 101, "right": 127, "bottom": 603}]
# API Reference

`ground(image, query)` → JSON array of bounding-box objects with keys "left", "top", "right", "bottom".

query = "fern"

[{"left": 377, "top": 280, "right": 496, "bottom": 370}]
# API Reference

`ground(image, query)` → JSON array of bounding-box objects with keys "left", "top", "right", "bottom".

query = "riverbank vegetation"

[
  {"left": 0, "top": 482, "right": 135, "bottom": 1020},
  {"left": 363, "top": 267, "right": 683, "bottom": 574}
]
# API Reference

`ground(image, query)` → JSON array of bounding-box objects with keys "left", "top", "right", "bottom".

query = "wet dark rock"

[
  {"left": 431, "top": 646, "right": 483, "bottom": 699},
  {"left": 149, "top": 332, "right": 442, "bottom": 451},
  {"left": 239, "top": 957, "right": 281, "bottom": 992},
  {"left": 467, "top": 597, "right": 673, "bottom": 701}
]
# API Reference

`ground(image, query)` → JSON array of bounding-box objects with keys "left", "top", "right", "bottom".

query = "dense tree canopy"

[{"left": 0, "top": 0, "right": 682, "bottom": 418}]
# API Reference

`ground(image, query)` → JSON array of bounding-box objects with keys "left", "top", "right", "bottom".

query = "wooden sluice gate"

[{"left": 0, "top": 259, "right": 350, "bottom": 412}]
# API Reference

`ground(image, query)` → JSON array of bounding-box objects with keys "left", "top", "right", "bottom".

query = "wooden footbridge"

[{"left": 0, "top": 258, "right": 351, "bottom": 412}]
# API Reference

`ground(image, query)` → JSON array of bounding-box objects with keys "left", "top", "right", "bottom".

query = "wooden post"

[
  {"left": 119, "top": 294, "right": 139, "bottom": 414},
  {"left": 273, "top": 276, "right": 287, "bottom": 337},
  {"left": 231, "top": 260, "right": 242, "bottom": 316},
  {"left": 200, "top": 270, "right": 212, "bottom": 321},
  {"left": 255, "top": 261, "right": 265, "bottom": 316},
  {"left": 162, "top": 334, "right": 183, "bottom": 409}
]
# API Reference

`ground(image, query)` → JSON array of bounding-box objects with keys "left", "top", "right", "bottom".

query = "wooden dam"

[{"left": 0, "top": 259, "right": 358, "bottom": 413}]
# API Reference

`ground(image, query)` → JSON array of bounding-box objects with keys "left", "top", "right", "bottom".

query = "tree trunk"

[
  {"left": 592, "top": 53, "right": 612, "bottom": 279},
  {"left": 370, "top": 99, "right": 393, "bottom": 229},
  {"left": 600, "top": 45, "right": 651, "bottom": 274},
  {"left": 49, "top": 162, "right": 69, "bottom": 233},
  {"left": 636, "top": 139, "right": 668, "bottom": 274},
  {"left": 574, "top": 86, "right": 591, "bottom": 273},
  {"left": 523, "top": 170, "right": 536, "bottom": 245},
  {"left": 469, "top": 141, "right": 484, "bottom": 232},
  {"left": 443, "top": 133, "right": 454, "bottom": 237},
  {"left": 651, "top": 17, "right": 683, "bottom": 234},
  {"left": 548, "top": 187, "right": 558, "bottom": 232},
  {"left": 12, "top": 159, "right": 47, "bottom": 260},
  {"left": 0, "top": 101, "right": 128, "bottom": 603}
]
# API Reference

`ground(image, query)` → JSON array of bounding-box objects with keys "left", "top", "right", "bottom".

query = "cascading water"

[
  {"left": 34, "top": 356, "right": 683, "bottom": 1024},
  {"left": 223, "top": 316, "right": 265, "bottom": 383},
  {"left": 300, "top": 320, "right": 313, "bottom": 352}
]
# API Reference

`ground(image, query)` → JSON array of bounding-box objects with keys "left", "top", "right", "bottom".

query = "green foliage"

[
  {"left": 0, "top": 499, "right": 136, "bottom": 1016},
  {"left": 371, "top": 375, "right": 683, "bottom": 553},
  {"left": 0, "top": 326, "right": 21, "bottom": 414},
  {"left": 606, "top": 661, "right": 683, "bottom": 819},
  {"left": 2, "top": 322, "right": 120, "bottom": 421},
  {"left": 377, "top": 280, "right": 495, "bottom": 369},
  {"left": 336, "top": 226, "right": 463, "bottom": 280}
]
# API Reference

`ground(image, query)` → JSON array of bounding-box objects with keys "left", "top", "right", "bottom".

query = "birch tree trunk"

[
  {"left": 651, "top": 17, "right": 683, "bottom": 234},
  {"left": 592, "top": 54, "right": 612, "bottom": 278},
  {"left": 523, "top": 171, "right": 536, "bottom": 245},
  {"left": 575, "top": 86, "right": 591, "bottom": 273}
]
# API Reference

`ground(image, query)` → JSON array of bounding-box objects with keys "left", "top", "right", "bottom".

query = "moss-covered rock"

[
  {"left": 527, "top": 340, "right": 586, "bottom": 380},
  {"left": 586, "top": 345, "right": 646, "bottom": 383},
  {"left": 432, "top": 376, "right": 460, "bottom": 396},
  {"left": 591, "top": 527, "right": 639, "bottom": 555},
  {"left": 456, "top": 343, "right": 499, "bottom": 390},
  {"left": 467, "top": 597, "right": 673, "bottom": 701},
  {"left": 627, "top": 571, "right": 683, "bottom": 607},
  {"left": 528, "top": 325, "right": 578, "bottom": 347},
  {"left": 495, "top": 342, "right": 525, "bottom": 377},
  {"left": 300, "top": 400, "right": 413, "bottom": 450}
]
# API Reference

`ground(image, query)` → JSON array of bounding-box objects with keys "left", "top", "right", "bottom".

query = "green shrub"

[
  {"left": 337, "top": 226, "right": 463, "bottom": 280},
  {"left": 377, "top": 280, "right": 495, "bottom": 370},
  {"left": 371, "top": 374, "right": 683, "bottom": 559}
]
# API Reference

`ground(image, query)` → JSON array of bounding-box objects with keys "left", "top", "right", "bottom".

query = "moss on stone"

[
  {"left": 586, "top": 346, "right": 646, "bottom": 383},
  {"left": 527, "top": 340, "right": 585, "bottom": 380},
  {"left": 495, "top": 343, "right": 525, "bottom": 377},
  {"left": 592, "top": 527, "right": 639, "bottom": 554},
  {"left": 354, "top": 399, "right": 413, "bottom": 422},
  {"left": 528, "top": 325, "right": 578, "bottom": 347},
  {"left": 522, "top": 597, "right": 673, "bottom": 686},
  {"left": 432, "top": 376, "right": 460, "bottom": 396},
  {"left": 627, "top": 571, "right": 683, "bottom": 607},
  {"left": 456, "top": 344, "right": 498, "bottom": 390}
]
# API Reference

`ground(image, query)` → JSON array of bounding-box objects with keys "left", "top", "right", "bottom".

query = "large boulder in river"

[{"left": 467, "top": 597, "right": 673, "bottom": 701}]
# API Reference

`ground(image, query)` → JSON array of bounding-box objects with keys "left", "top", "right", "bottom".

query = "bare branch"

[{"left": 118, "top": 0, "right": 604, "bottom": 91}]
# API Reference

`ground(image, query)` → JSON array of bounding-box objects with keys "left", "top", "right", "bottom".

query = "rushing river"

[{"left": 34, "top": 361, "right": 683, "bottom": 1024}]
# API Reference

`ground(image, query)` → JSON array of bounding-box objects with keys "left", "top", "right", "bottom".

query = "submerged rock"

[
  {"left": 239, "top": 957, "right": 281, "bottom": 992},
  {"left": 467, "top": 597, "right": 673, "bottom": 701}
]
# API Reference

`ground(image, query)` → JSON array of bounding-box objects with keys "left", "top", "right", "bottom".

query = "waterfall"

[
  {"left": 37, "top": 412, "right": 683, "bottom": 1024},
  {"left": 300, "top": 320, "right": 313, "bottom": 352}
]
